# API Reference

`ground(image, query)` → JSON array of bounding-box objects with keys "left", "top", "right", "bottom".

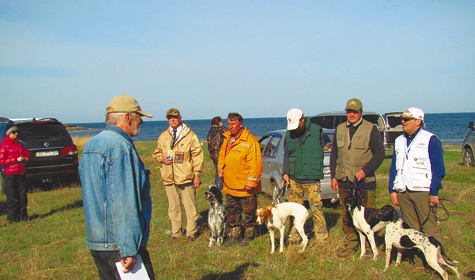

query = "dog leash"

[
  {"left": 412, "top": 198, "right": 456, "bottom": 230},
  {"left": 272, "top": 179, "right": 289, "bottom": 205},
  {"left": 352, "top": 177, "right": 365, "bottom": 199}
]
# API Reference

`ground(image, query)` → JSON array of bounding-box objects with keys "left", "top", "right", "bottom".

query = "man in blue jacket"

[
  {"left": 79, "top": 95, "right": 155, "bottom": 280},
  {"left": 389, "top": 107, "right": 445, "bottom": 240}
]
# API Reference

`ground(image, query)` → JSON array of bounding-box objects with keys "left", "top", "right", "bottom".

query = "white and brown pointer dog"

[
  {"left": 256, "top": 202, "right": 308, "bottom": 254},
  {"left": 384, "top": 219, "right": 460, "bottom": 280},
  {"left": 205, "top": 185, "right": 227, "bottom": 247},
  {"left": 344, "top": 194, "right": 399, "bottom": 260}
]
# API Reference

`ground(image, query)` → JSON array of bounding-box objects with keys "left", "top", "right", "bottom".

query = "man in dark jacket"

[
  {"left": 330, "top": 98, "right": 385, "bottom": 258},
  {"left": 0, "top": 125, "right": 29, "bottom": 222},
  {"left": 282, "top": 108, "right": 328, "bottom": 243},
  {"left": 207, "top": 116, "right": 227, "bottom": 190}
]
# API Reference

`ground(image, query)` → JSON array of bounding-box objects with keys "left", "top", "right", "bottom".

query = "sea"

[{"left": 69, "top": 112, "right": 475, "bottom": 145}]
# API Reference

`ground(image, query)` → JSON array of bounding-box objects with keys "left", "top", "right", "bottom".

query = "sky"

[{"left": 1, "top": 1, "right": 474, "bottom": 124}]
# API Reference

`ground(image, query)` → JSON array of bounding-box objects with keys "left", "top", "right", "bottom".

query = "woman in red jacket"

[{"left": 0, "top": 125, "right": 29, "bottom": 222}]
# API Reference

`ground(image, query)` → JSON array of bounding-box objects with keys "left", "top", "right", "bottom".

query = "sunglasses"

[{"left": 401, "top": 117, "right": 415, "bottom": 122}]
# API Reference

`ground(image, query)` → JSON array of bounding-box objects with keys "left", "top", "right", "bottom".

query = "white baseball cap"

[
  {"left": 287, "top": 108, "right": 303, "bottom": 130},
  {"left": 403, "top": 107, "right": 425, "bottom": 127}
]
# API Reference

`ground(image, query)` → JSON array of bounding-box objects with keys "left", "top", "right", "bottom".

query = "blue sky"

[{"left": 1, "top": 1, "right": 474, "bottom": 123}]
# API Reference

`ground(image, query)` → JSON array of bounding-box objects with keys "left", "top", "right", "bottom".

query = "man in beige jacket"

[{"left": 152, "top": 108, "right": 204, "bottom": 241}]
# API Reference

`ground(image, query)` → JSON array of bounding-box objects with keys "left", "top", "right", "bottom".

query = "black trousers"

[
  {"left": 91, "top": 247, "right": 155, "bottom": 280},
  {"left": 4, "top": 174, "right": 28, "bottom": 222}
]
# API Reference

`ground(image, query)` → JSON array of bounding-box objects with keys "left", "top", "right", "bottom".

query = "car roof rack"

[{"left": 8, "top": 117, "right": 59, "bottom": 124}]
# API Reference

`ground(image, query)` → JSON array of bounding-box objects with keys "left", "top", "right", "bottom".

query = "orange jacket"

[{"left": 218, "top": 128, "right": 262, "bottom": 197}]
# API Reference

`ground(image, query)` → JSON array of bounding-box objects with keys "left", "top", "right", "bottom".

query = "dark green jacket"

[{"left": 285, "top": 119, "right": 324, "bottom": 180}]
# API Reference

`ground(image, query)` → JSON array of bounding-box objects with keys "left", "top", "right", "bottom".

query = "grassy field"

[{"left": 0, "top": 136, "right": 474, "bottom": 279}]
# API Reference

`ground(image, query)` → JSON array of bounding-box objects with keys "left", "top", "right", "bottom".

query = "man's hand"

[
  {"left": 331, "top": 178, "right": 339, "bottom": 192},
  {"left": 429, "top": 195, "right": 440, "bottom": 207},
  {"left": 217, "top": 171, "right": 224, "bottom": 178},
  {"left": 390, "top": 192, "right": 399, "bottom": 206},
  {"left": 193, "top": 175, "right": 201, "bottom": 188},
  {"left": 355, "top": 169, "right": 366, "bottom": 181},
  {"left": 161, "top": 156, "right": 172, "bottom": 165},
  {"left": 119, "top": 256, "right": 137, "bottom": 273},
  {"left": 281, "top": 174, "right": 290, "bottom": 188},
  {"left": 244, "top": 186, "right": 258, "bottom": 195}
]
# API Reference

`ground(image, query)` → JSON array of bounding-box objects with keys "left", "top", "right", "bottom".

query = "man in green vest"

[
  {"left": 282, "top": 108, "right": 328, "bottom": 243},
  {"left": 330, "top": 98, "right": 385, "bottom": 258}
]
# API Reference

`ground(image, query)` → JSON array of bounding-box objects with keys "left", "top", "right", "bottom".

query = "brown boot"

[
  {"left": 288, "top": 226, "right": 302, "bottom": 244},
  {"left": 240, "top": 226, "right": 255, "bottom": 247},
  {"left": 224, "top": 226, "right": 242, "bottom": 247}
]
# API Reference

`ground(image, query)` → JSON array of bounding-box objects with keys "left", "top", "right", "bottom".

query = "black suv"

[{"left": 0, "top": 118, "right": 79, "bottom": 188}]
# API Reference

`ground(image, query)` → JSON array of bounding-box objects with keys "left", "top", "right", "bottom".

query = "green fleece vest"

[
  {"left": 335, "top": 119, "right": 375, "bottom": 183},
  {"left": 286, "top": 120, "right": 324, "bottom": 180}
]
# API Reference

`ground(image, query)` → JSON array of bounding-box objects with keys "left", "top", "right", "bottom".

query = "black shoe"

[{"left": 187, "top": 236, "right": 195, "bottom": 242}]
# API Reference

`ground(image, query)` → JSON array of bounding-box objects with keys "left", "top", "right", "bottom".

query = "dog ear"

[{"left": 266, "top": 205, "right": 273, "bottom": 220}]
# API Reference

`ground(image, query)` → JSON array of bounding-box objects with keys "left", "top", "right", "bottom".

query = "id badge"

[
  {"left": 174, "top": 152, "right": 184, "bottom": 164},
  {"left": 167, "top": 150, "right": 173, "bottom": 160}
]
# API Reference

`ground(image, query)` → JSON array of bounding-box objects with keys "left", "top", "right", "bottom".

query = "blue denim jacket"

[{"left": 79, "top": 125, "right": 152, "bottom": 257}]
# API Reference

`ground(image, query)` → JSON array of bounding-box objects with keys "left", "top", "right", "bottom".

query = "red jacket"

[{"left": 0, "top": 136, "right": 27, "bottom": 175}]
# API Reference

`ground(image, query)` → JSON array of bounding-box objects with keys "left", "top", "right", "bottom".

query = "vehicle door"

[{"left": 259, "top": 132, "right": 283, "bottom": 193}]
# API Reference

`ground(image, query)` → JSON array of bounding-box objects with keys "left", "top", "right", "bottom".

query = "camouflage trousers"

[
  {"left": 225, "top": 194, "right": 257, "bottom": 228},
  {"left": 288, "top": 180, "right": 328, "bottom": 241}
]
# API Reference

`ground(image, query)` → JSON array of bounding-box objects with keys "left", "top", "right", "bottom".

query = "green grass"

[{"left": 1, "top": 140, "right": 474, "bottom": 279}]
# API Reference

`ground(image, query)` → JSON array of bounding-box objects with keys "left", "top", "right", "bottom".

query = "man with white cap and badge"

[
  {"left": 330, "top": 98, "right": 385, "bottom": 258},
  {"left": 282, "top": 108, "right": 328, "bottom": 243},
  {"left": 388, "top": 107, "right": 445, "bottom": 240},
  {"left": 80, "top": 94, "right": 155, "bottom": 279}
]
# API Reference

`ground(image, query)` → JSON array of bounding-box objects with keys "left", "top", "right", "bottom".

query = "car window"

[
  {"left": 259, "top": 135, "right": 271, "bottom": 153},
  {"left": 323, "top": 133, "right": 333, "bottom": 152},
  {"left": 18, "top": 123, "right": 70, "bottom": 141},
  {"left": 387, "top": 115, "right": 402, "bottom": 129},
  {"left": 262, "top": 134, "right": 282, "bottom": 158}
]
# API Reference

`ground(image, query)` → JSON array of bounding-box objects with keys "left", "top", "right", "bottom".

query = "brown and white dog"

[
  {"left": 256, "top": 202, "right": 308, "bottom": 254},
  {"left": 384, "top": 219, "right": 460, "bottom": 280}
]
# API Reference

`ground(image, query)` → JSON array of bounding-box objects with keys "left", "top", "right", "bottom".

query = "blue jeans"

[
  {"left": 213, "top": 159, "right": 223, "bottom": 190},
  {"left": 90, "top": 247, "right": 155, "bottom": 280}
]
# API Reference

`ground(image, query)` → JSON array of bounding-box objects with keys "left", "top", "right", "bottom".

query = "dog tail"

[{"left": 430, "top": 236, "right": 459, "bottom": 266}]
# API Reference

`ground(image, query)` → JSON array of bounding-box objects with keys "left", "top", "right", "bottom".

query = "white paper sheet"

[{"left": 115, "top": 254, "right": 150, "bottom": 280}]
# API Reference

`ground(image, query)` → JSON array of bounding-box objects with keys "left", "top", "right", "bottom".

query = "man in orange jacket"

[{"left": 218, "top": 112, "right": 262, "bottom": 247}]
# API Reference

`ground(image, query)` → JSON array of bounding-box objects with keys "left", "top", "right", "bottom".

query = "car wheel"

[
  {"left": 271, "top": 180, "right": 284, "bottom": 204},
  {"left": 464, "top": 147, "right": 474, "bottom": 167}
]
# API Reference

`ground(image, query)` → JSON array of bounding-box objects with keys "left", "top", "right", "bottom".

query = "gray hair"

[{"left": 106, "top": 112, "right": 127, "bottom": 125}]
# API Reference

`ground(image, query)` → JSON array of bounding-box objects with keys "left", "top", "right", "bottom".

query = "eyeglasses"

[{"left": 401, "top": 117, "right": 415, "bottom": 122}]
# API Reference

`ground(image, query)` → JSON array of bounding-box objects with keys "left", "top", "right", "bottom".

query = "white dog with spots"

[{"left": 384, "top": 219, "right": 460, "bottom": 280}]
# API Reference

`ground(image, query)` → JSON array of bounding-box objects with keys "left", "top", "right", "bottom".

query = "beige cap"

[
  {"left": 106, "top": 95, "right": 152, "bottom": 118},
  {"left": 166, "top": 108, "right": 181, "bottom": 118},
  {"left": 345, "top": 98, "right": 363, "bottom": 111}
]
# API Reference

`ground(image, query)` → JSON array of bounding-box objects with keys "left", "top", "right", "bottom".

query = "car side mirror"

[{"left": 469, "top": 121, "right": 474, "bottom": 130}]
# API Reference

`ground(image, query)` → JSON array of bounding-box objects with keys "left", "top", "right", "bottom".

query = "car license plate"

[{"left": 36, "top": 151, "right": 59, "bottom": 157}]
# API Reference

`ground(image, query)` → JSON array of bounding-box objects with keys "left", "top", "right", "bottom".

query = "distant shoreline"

[{"left": 64, "top": 125, "right": 94, "bottom": 131}]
